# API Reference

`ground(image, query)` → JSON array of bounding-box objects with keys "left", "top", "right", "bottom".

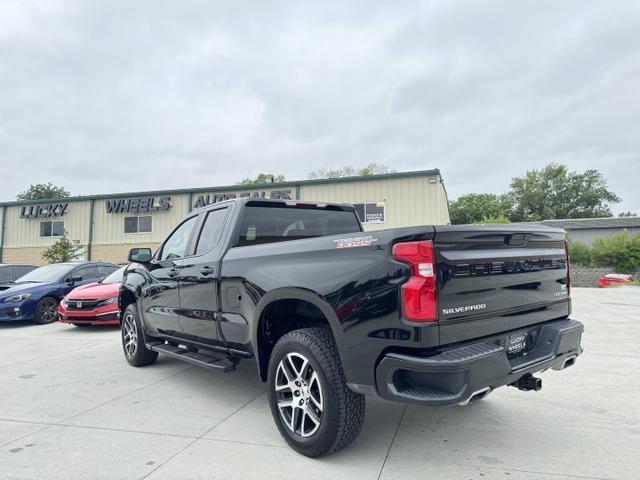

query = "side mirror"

[
  {"left": 129, "top": 248, "right": 152, "bottom": 263},
  {"left": 66, "top": 276, "right": 82, "bottom": 284}
]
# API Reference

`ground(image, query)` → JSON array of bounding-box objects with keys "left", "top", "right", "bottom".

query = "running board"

[{"left": 149, "top": 343, "right": 236, "bottom": 372}]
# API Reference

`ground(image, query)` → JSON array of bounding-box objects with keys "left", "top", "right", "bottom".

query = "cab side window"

[
  {"left": 195, "top": 208, "right": 229, "bottom": 255},
  {"left": 160, "top": 216, "right": 199, "bottom": 261}
]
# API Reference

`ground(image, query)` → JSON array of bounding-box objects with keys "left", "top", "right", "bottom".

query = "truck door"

[
  {"left": 177, "top": 205, "right": 231, "bottom": 345},
  {"left": 142, "top": 215, "right": 199, "bottom": 336}
]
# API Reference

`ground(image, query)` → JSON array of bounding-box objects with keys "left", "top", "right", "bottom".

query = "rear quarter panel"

[{"left": 220, "top": 226, "right": 436, "bottom": 386}]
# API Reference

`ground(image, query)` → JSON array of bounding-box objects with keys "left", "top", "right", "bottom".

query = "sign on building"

[
  {"left": 192, "top": 189, "right": 293, "bottom": 209},
  {"left": 20, "top": 203, "right": 69, "bottom": 219},
  {"left": 105, "top": 196, "right": 171, "bottom": 214},
  {"left": 354, "top": 202, "right": 385, "bottom": 224}
]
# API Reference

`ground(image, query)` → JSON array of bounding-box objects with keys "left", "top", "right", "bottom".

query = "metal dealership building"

[{"left": 0, "top": 169, "right": 450, "bottom": 265}]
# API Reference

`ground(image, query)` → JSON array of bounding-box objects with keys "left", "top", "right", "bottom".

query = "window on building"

[
  {"left": 124, "top": 216, "right": 152, "bottom": 234},
  {"left": 195, "top": 208, "right": 229, "bottom": 255},
  {"left": 40, "top": 221, "right": 64, "bottom": 237},
  {"left": 353, "top": 202, "right": 385, "bottom": 224}
]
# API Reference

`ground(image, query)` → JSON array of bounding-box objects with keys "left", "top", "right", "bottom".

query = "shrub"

[
  {"left": 567, "top": 239, "right": 591, "bottom": 266},
  {"left": 41, "top": 231, "right": 84, "bottom": 263},
  {"left": 591, "top": 230, "right": 640, "bottom": 274}
]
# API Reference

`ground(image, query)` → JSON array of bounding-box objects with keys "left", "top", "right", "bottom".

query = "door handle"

[
  {"left": 167, "top": 268, "right": 179, "bottom": 278},
  {"left": 200, "top": 266, "right": 215, "bottom": 276}
]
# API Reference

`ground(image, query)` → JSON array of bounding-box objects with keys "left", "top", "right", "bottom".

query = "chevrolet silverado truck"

[{"left": 119, "top": 197, "right": 583, "bottom": 457}]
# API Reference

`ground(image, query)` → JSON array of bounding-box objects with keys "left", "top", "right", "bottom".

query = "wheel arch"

[
  {"left": 252, "top": 288, "right": 344, "bottom": 382},
  {"left": 118, "top": 286, "right": 138, "bottom": 321}
]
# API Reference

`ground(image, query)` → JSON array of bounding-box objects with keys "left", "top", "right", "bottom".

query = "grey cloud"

[{"left": 0, "top": 0, "right": 638, "bottom": 212}]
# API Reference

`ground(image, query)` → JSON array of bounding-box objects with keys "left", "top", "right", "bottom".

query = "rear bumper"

[{"left": 375, "top": 318, "right": 584, "bottom": 406}]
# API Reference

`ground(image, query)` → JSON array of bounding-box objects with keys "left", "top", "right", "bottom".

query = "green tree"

[
  {"left": 358, "top": 162, "right": 395, "bottom": 176},
  {"left": 590, "top": 230, "right": 640, "bottom": 274},
  {"left": 41, "top": 232, "right": 84, "bottom": 264},
  {"left": 308, "top": 162, "right": 395, "bottom": 179},
  {"left": 449, "top": 193, "right": 514, "bottom": 224},
  {"left": 509, "top": 164, "right": 621, "bottom": 221},
  {"left": 239, "top": 173, "right": 285, "bottom": 185},
  {"left": 472, "top": 214, "right": 511, "bottom": 224},
  {"left": 17, "top": 183, "right": 70, "bottom": 201}
]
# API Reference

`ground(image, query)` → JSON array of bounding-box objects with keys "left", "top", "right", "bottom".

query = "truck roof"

[{"left": 193, "top": 196, "right": 357, "bottom": 214}]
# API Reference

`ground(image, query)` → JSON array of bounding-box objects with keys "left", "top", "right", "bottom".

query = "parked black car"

[
  {"left": 0, "top": 263, "right": 38, "bottom": 287},
  {"left": 120, "top": 198, "right": 583, "bottom": 457}
]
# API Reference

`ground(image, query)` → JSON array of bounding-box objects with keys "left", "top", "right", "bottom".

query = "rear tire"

[
  {"left": 33, "top": 297, "right": 59, "bottom": 324},
  {"left": 267, "top": 327, "right": 365, "bottom": 458},
  {"left": 121, "top": 304, "right": 158, "bottom": 367}
]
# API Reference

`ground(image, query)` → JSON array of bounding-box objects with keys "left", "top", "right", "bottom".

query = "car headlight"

[
  {"left": 61, "top": 296, "right": 69, "bottom": 308},
  {"left": 2, "top": 293, "right": 32, "bottom": 303},
  {"left": 97, "top": 296, "right": 118, "bottom": 307}
]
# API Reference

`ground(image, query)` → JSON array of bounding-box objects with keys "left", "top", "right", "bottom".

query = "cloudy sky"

[{"left": 1, "top": 0, "right": 638, "bottom": 212}]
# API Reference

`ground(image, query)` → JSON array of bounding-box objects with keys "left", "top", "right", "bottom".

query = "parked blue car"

[{"left": 0, "top": 261, "right": 119, "bottom": 324}]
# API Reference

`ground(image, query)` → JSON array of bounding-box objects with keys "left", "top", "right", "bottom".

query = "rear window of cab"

[{"left": 237, "top": 206, "right": 361, "bottom": 247}]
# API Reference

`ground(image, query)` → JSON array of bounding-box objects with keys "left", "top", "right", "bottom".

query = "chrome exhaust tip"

[
  {"left": 458, "top": 387, "right": 491, "bottom": 406},
  {"left": 562, "top": 355, "right": 577, "bottom": 369}
]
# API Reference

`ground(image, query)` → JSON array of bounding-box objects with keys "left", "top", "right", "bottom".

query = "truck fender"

[
  {"left": 251, "top": 287, "right": 348, "bottom": 380},
  {"left": 118, "top": 264, "right": 151, "bottom": 331}
]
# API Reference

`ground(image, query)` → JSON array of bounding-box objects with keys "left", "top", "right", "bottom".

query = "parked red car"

[
  {"left": 598, "top": 273, "right": 634, "bottom": 288},
  {"left": 58, "top": 266, "right": 126, "bottom": 327}
]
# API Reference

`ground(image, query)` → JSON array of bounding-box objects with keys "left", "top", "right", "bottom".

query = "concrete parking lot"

[{"left": 0, "top": 288, "right": 638, "bottom": 480}]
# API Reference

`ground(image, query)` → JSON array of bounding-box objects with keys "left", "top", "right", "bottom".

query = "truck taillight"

[
  {"left": 392, "top": 240, "right": 438, "bottom": 322},
  {"left": 564, "top": 239, "right": 571, "bottom": 296}
]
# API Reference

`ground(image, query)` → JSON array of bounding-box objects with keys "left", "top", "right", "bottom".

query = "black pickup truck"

[{"left": 119, "top": 197, "right": 583, "bottom": 457}]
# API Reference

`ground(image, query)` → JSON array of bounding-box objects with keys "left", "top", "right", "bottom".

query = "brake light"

[
  {"left": 564, "top": 239, "right": 571, "bottom": 296},
  {"left": 392, "top": 240, "right": 438, "bottom": 321}
]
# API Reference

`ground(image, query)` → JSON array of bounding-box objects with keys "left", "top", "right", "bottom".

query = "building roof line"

[
  {"left": 0, "top": 168, "right": 441, "bottom": 207},
  {"left": 537, "top": 217, "right": 640, "bottom": 230},
  {"left": 540, "top": 216, "right": 640, "bottom": 222}
]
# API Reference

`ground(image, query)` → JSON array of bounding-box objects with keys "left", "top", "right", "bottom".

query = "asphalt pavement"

[{"left": 0, "top": 287, "right": 638, "bottom": 480}]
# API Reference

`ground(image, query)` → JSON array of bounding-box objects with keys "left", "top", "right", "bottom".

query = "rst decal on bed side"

[{"left": 334, "top": 235, "right": 378, "bottom": 249}]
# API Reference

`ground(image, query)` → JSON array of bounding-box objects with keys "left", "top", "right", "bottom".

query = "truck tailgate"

[{"left": 433, "top": 224, "right": 570, "bottom": 345}]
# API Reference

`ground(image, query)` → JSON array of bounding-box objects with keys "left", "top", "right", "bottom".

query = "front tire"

[
  {"left": 267, "top": 328, "right": 365, "bottom": 457},
  {"left": 33, "top": 297, "right": 59, "bottom": 324},
  {"left": 121, "top": 304, "right": 158, "bottom": 367}
]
